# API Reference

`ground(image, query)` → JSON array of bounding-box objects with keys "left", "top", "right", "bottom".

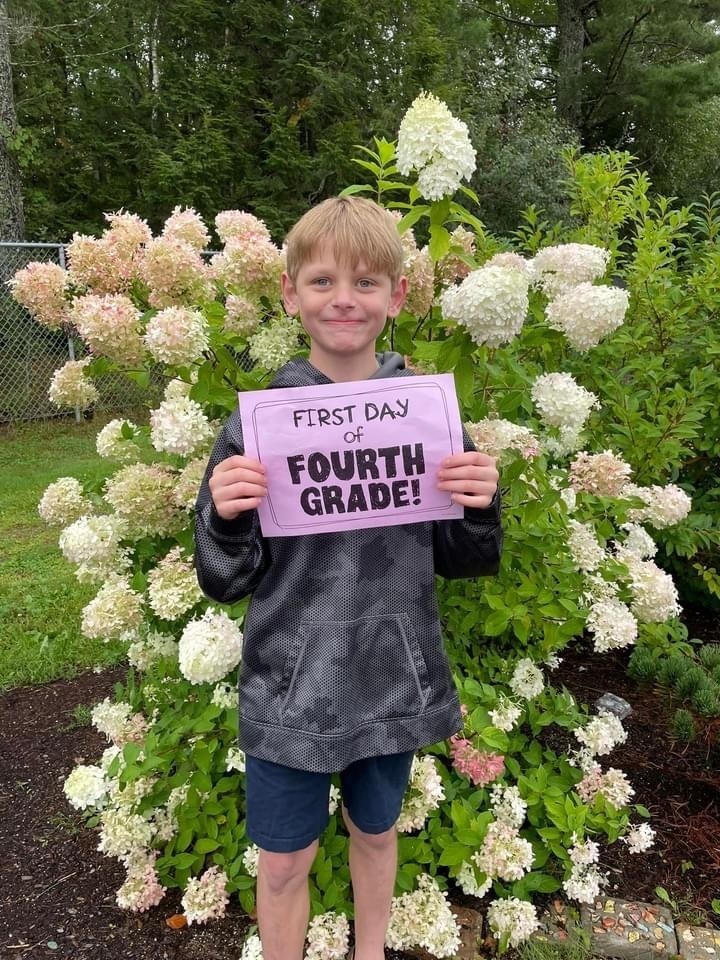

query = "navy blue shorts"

[{"left": 245, "top": 751, "right": 415, "bottom": 853}]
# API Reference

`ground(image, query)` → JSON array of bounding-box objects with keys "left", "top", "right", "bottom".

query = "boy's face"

[{"left": 281, "top": 245, "right": 408, "bottom": 371}]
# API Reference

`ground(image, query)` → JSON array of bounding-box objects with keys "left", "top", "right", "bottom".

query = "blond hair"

[{"left": 284, "top": 196, "right": 405, "bottom": 284}]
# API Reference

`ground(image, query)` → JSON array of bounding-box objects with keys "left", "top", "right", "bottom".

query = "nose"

[{"left": 331, "top": 284, "right": 355, "bottom": 310}]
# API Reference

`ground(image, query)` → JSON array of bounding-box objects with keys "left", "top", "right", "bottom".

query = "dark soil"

[{"left": 2, "top": 607, "right": 719, "bottom": 958}]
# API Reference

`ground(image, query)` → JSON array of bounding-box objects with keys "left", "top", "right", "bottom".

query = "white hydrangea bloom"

[
  {"left": 488, "top": 698, "right": 522, "bottom": 733},
  {"left": 440, "top": 265, "right": 529, "bottom": 347},
  {"left": 153, "top": 784, "right": 189, "bottom": 842},
  {"left": 586, "top": 598, "right": 638, "bottom": 653},
  {"left": 490, "top": 784, "right": 527, "bottom": 829},
  {"left": 178, "top": 609, "right": 244, "bottom": 684},
  {"left": 162, "top": 206, "right": 210, "bottom": 250},
  {"left": 625, "top": 483, "right": 692, "bottom": 528},
  {"left": 173, "top": 457, "right": 208, "bottom": 511},
  {"left": 532, "top": 243, "right": 609, "bottom": 298},
  {"left": 622, "top": 554, "right": 682, "bottom": 622},
  {"left": 164, "top": 376, "right": 194, "bottom": 400},
  {"left": 485, "top": 250, "right": 534, "bottom": 279},
  {"left": 465, "top": 419, "right": 540, "bottom": 464},
  {"left": 563, "top": 863, "right": 605, "bottom": 903},
  {"left": 328, "top": 784, "right": 341, "bottom": 815},
  {"left": 509, "top": 658, "right": 544, "bottom": 699},
  {"left": 115, "top": 849, "right": 167, "bottom": 912},
  {"left": 48, "top": 358, "right": 98, "bottom": 409},
  {"left": 622, "top": 822, "right": 655, "bottom": 853},
  {"left": 567, "top": 519, "right": 606, "bottom": 572},
  {"left": 396, "top": 91, "right": 476, "bottom": 200},
  {"left": 211, "top": 681, "right": 238, "bottom": 710},
  {"left": 531, "top": 372, "right": 600, "bottom": 435},
  {"left": 38, "top": 477, "right": 92, "bottom": 527},
  {"left": 81, "top": 575, "right": 144, "bottom": 641},
  {"left": 98, "top": 806, "right": 155, "bottom": 859},
  {"left": 59, "top": 514, "right": 130, "bottom": 584},
  {"left": 92, "top": 697, "right": 149, "bottom": 745},
  {"left": 64, "top": 764, "right": 109, "bottom": 810},
  {"left": 247, "top": 316, "right": 301, "bottom": 370},
  {"left": 240, "top": 934, "right": 264, "bottom": 960},
  {"left": 225, "top": 746, "right": 246, "bottom": 772},
  {"left": 476, "top": 820, "right": 534, "bottom": 881},
  {"left": 96, "top": 419, "right": 141, "bottom": 462},
  {"left": 144, "top": 306, "right": 209, "bottom": 365},
  {"left": 457, "top": 861, "right": 492, "bottom": 898},
  {"left": 225, "top": 293, "right": 261, "bottom": 336},
  {"left": 559, "top": 485, "right": 577, "bottom": 512},
  {"left": 127, "top": 630, "right": 178, "bottom": 671},
  {"left": 569, "top": 837, "right": 600, "bottom": 866},
  {"left": 574, "top": 711, "right": 627, "bottom": 757},
  {"left": 305, "top": 911, "right": 350, "bottom": 960},
  {"left": 486, "top": 897, "right": 539, "bottom": 948},
  {"left": 242, "top": 843, "right": 259, "bottom": 877},
  {"left": 616, "top": 522, "right": 657, "bottom": 559},
  {"left": 600, "top": 767, "right": 635, "bottom": 807},
  {"left": 181, "top": 865, "right": 229, "bottom": 925},
  {"left": 147, "top": 546, "right": 204, "bottom": 621},
  {"left": 150, "top": 396, "right": 215, "bottom": 458},
  {"left": 396, "top": 754, "right": 445, "bottom": 832},
  {"left": 386, "top": 873, "right": 461, "bottom": 957},
  {"left": 104, "top": 463, "right": 182, "bottom": 538},
  {"left": 546, "top": 282, "right": 629, "bottom": 351}
]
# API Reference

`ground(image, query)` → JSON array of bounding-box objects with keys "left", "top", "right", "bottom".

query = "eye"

[
  {"left": 358, "top": 278, "right": 375, "bottom": 288},
  {"left": 312, "top": 277, "right": 331, "bottom": 287}
]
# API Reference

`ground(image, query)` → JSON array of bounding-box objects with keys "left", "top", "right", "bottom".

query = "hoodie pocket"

[{"left": 279, "top": 613, "right": 430, "bottom": 734}]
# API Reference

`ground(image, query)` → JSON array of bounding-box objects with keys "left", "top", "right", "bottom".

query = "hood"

[{"left": 267, "top": 351, "right": 407, "bottom": 389}]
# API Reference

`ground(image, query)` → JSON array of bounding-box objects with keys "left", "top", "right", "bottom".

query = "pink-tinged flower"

[
  {"left": 66, "top": 233, "right": 124, "bottom": 294},
  {"left": 162, "top": 206, "right": 211, "bottom": 251},
  {"left": 438, "top": 226, "right": 476, "bottom": 284},
  {"left": 569, "top": 449, "right": 632, "bottom": 497},
  {"left": 215, "top": 209, "right": 271, "bottom": 244},
  {"left": 210, "top": 235, "right": 283, "bottom": 301},
  {"left": 404, "top": 246, "right": 435, "bottom": 317},
  {"left": 181, "top": 865, "right": 229, "bottom": 925},
  {"left": 449, "top": 735, "right": 504, "bottom": 786},
  {"left": 70, "top": 293, "right": 144, "bottom": 364},
  {"left": 138, "top": 236, "right": 214, "bottom": 308},
  {"left": 8, "top": 261, "right": 69, "bottom": 329},
  {"left": 103, "top": 210, "right": 152, "bottom": 259},
  {"left": 116, "top": 851, "right": 167, "bottom": 912}
]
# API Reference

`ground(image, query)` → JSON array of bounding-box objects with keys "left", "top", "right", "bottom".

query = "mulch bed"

[{"left": 1, "top": 607, "right": 718, "bottom": 958}]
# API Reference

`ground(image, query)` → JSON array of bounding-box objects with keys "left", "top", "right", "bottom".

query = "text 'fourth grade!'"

[{"left": 239, "top": 375, "right": 464, "bottom": 537}]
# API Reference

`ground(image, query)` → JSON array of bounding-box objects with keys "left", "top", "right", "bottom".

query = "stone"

[
  {"left": 595, "top": 692, "right": 633, "bottom": 720},
  {"left": 531, "top": 898, "right": 585, "bottom": 945},
  {"left": 581, "top": 898, "right": 678, "bottom": 960},
  {"left": 451, "top": 904, "right": 484, "bottom": 960},
  {"left": 676, "top": 923, "right": 720, "bottom": 960}
]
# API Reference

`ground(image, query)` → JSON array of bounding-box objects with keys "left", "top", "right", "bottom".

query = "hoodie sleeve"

[
  {"left": 194, "top": 411, "right": 272, "bottom": 604},
  {"left": 432, "top": 428, "right": 503, "bottom": 580}
]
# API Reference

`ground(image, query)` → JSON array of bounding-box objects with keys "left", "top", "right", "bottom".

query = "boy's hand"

[
  {"left": 437, "top": 452, "right": 499, "bottom": 509},
  {"left": 209, "top": 455, "right": 267, "bottom": 520}
]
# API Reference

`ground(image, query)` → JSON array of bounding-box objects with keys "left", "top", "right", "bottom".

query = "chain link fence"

[{"left": 0, "top": 243, "right": 162, "bottom": 424}]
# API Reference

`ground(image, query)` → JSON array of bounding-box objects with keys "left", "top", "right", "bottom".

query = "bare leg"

[
  {"left": 343, "top": 806, "right": 396, "bottom": 960},
  {"left": 257, "top": 840, "right": 318, "bottom": 960}
]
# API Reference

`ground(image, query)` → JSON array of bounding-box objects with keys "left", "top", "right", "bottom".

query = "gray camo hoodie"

[{"left": 194, "top": 352, "right": 503, "bottom": 773}]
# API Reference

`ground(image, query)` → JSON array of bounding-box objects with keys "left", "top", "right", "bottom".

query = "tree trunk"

[
  {"left": 0, "top": 0, "right": 24, "bottom": 240},
  {"left": 556, "top": 0, "right": 585, "bottom": 134}
]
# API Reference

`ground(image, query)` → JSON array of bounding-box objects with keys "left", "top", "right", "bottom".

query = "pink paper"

[{"left": 238, "top": 373, "right": 464, "bottom": 537}]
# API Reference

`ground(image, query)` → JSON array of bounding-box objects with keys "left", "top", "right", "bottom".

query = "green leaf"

[
  {"left": 483, "top": 610, "right": 510, "bottom": 636},
  {"left": 339, "top": 183, "right": 373, "bottom": 196},
  {"left": 438, "top": 842, "right": 470, "bottom": 866},
  {"left": 428, "top": 225, "right": 451, "bottom": 261},
  {"left": 195, "top": 838, "right": 220, "bottom": 854},
  {"left": 454, "top": 356, "right": 475, "bottom": 408}
]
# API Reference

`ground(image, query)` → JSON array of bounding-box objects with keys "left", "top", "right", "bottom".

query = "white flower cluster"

[
  {"left": 211, "top": 681, "right": 238, "bottom": 710},
  {"left": 162, "top": 206, "right": 210, "bottom": 250},
  {"left": 531, "top": 372, "right": 600, "bottom": 453},
  {"left": 48, "top": 358, "right": 98, "bottom": 409},
  {"left": 59, "top": 514, "right": 130, "bottom": 584},
  {"left": 98, "top": 806, "right": 155, "bottom": 859},
  {"left": 386, "top": 873, "right": 461, "bottom": 958},
  {"left": 38, "top": 477, "right": 92, "bottom": 527},
  {"left": 104, "top": 463, "right": 182, "bottom": 538},
  {"left": 181, "top": 865, "right": 229, "bottom": 925},
  {"left": 240, "top": 934, "right": 264, "bottom": 960},
  {"left": 396, "top": 754, "right": 445, "bottom": 832},
  {"left": 625, "top": 482, "right": 692, "bottom": 528},
  {"left": 153, "top": 783, "right": 189, "bottom": 842},
  {"left": 441, "top": 265, "right": 529, "bottom": 347},
  {"left": 127, "top": 629, "right": 178, "bottom": 671},
  {"left": 563, "top": 837, "right": 605, "bottom": 903},
  {"left": 242, "top": 843, "right": 260, "bottom": 878},
  {"left": 150, "top": 396, "right": 215, "bottom": 458},
  {"left": 490, "top": 783, "right": 527, "bottom": 829},
  {"left": 328, "top": 784, "right": 341, "bottom": 815},
  {"left": 485, "top": 250, "right": 534, "bottom": 279},
  {"left": 567, "top": 519, "right": 606, "bottom": 572},
  {"left": 396, "top": 92, "right": 476, "bottom": 201},
  {"left": 465, "top": 419, "right": 540, "bottom": 465},
  {"left": 144, "top": 306, "right": 209, "bottom": 365},
  {"left": 622, "top": 822, "right": 656, "bottom": 853},
  {"left": 486, "top": 897, "right": 539, "bottom": 949},
  {"left": 91, "top": 697, "right": 149, "bottom": 745},
  {"left": 115, "top": 849, "right": 167, "bottom": 912},
  {"left": 488, "top": 697, "right": 522, "bottom": 733},
  {"left": 476, "top": 820, "right": 534, "bottom": 881},
  {"left": 147, "top": 546, "right": 204, "bottom": 621},
  {"left": 96, "top": 419, "right": 141, "bottom": 463},
  {"left": 509, "top": 658, "right": 544, "bottom": 699},
  {"left": 616, "top": 522, "right": 657, "bottom": 559},
  {"left": 546, "top": 283, "right": 629, "bottom": 351},
  {"left": 64, "top": 763, "right": 109, "bottom": 810},
  {"left": 305, "top": 911, "right": 350, "bottom": 960},
  {"left": 247, "top": 316, "right": 301, "bottom": 370},
  {"left": 81, "top": 575, "right": 144, "bottom": 641},
  {"left": 173, "top": 457, "right": 208, "bottom": 511},
  {"left": 225, "top": 293, "right": 261, "bottom": 336},
  {"left": 622, "top": 554, "right": 682, "bottom": 623},
  {"left": 532, "top": 243, "right": 609, "bottom": 298},
  {"left": 576, "top": 762, "right": 635, "bottom": 808},
  {"left": 574, "top": 711, "right": 627, "bottom": 758},
  {"left": 586, "top": 598, "right": 638, "bottom": 653},
  {"left": 225, "top": 746, "right": 246, "bottom": 772},
  {"left": 178, "top": 608, "right": 244, "bottom": 684}
]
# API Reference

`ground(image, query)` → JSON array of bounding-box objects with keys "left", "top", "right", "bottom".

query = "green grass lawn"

[{"left": 0, "top": 413, "right": 141, "bottom": 691}]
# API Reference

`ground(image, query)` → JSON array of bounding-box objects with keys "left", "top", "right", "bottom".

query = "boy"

[{"left": 194, "top": 196, "right": 502, "bottom": 960}]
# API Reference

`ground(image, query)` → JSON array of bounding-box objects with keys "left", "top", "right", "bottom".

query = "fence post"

[{"left": 58, "top": 244, "right": 81, "bottom": 424}]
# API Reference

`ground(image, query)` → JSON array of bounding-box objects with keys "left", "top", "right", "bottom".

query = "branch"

[
  {"left": 585, "top": 8, "right": 654, "bottom": 126},
  {"left": 470, "top": 3, "right": 556, "bottom": 29}
]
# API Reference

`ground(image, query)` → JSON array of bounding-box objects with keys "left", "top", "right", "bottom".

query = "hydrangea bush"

[{"left": 13, "top": 91, "right": 711, "bottom": 956}]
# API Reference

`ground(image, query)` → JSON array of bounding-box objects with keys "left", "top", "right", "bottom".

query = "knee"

[
  {"left": 342, "top": 806, "right": 397, "bottom": 851},
  {"left": 258, "top": 840, "right": 317, "bottom": 894}
]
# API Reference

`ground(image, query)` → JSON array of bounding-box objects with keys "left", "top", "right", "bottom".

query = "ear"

[
  {"left": 387, "top": 275, "right": 408, "bottom": 318},
  {"left": 281, "top": 271, "right": 298, "bottom": 316}
]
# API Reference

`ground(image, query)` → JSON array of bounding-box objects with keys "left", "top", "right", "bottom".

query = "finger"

[
  {"left": 211, "top": 468, "right": 267, "bottom": 489},
  {"left": 438, "top": 466, "right": 499, "bottom": 482},
  {"left": 450, "top": 492, "right": 495, "bottom": 508},
  {"left": 214, "top": 455, "right": 266, "bottom": 475},
  {"left": 218, "top": 481, "right": 268, "bottom": 500},
  {"left": 437, "top": 479, "right": 495, "bottom": 495},
  {"left": 442, "top": 452, "right": 496, "bottom": 468},
  {"left": 215, "top": 497, "right": 264, "bottom": 517}
]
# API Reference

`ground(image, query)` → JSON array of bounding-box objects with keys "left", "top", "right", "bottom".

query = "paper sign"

[{"left": 238, "top": 373, "right": 464, "bottom": 537}]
